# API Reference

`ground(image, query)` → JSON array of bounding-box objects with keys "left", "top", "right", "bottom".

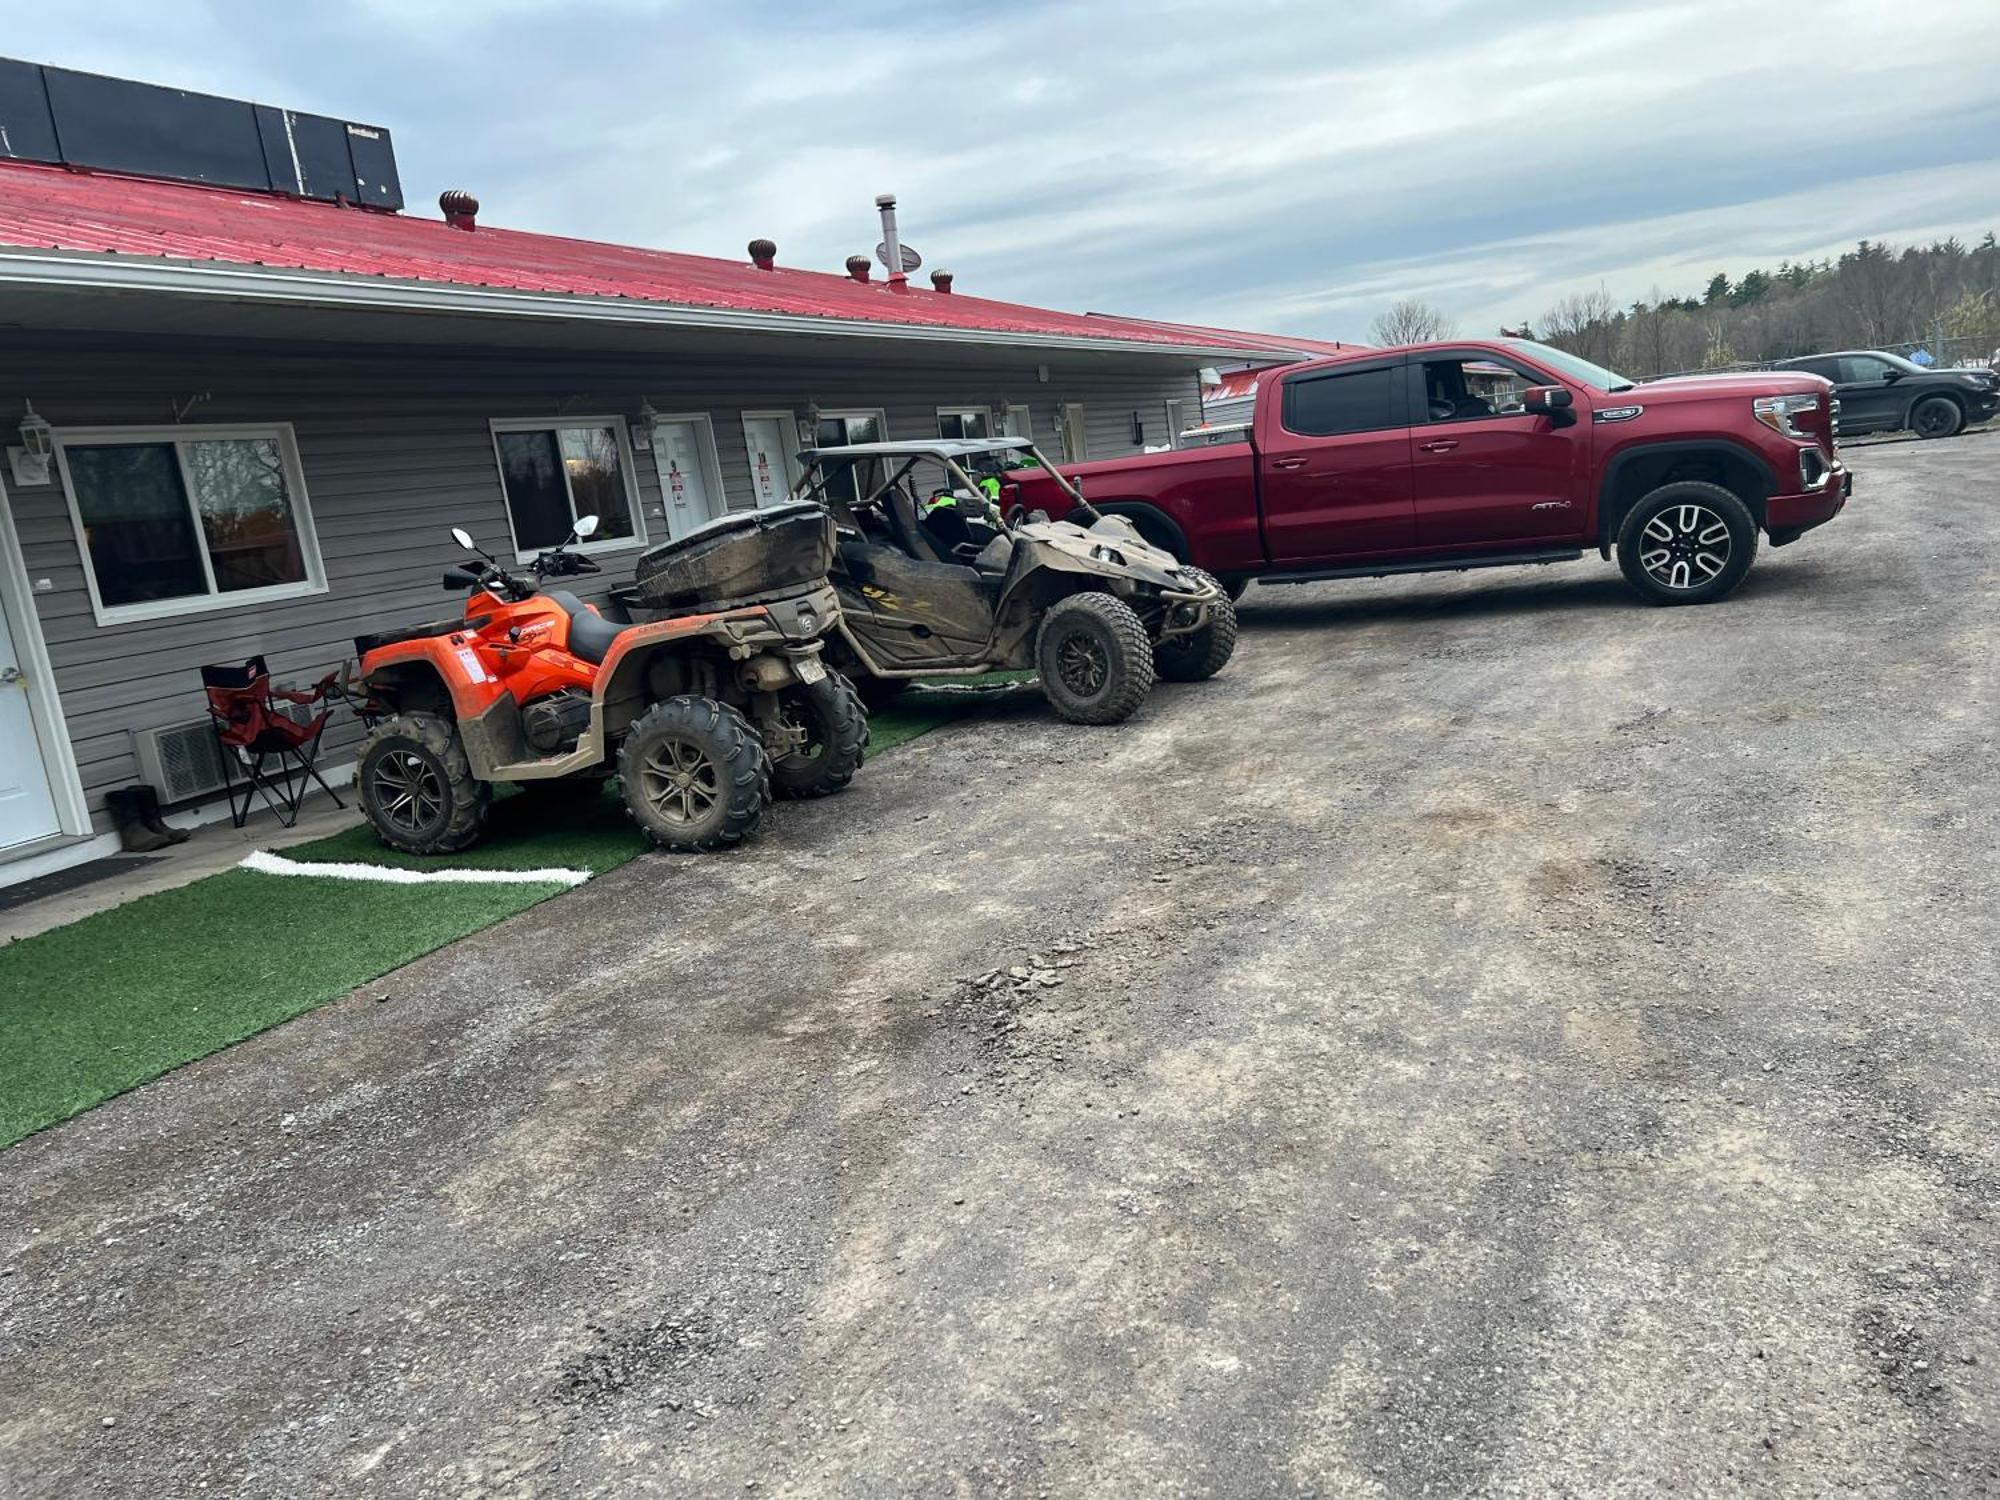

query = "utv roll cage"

[{"left": 789, "top": 437, "right": 1099, "bottom": 528}]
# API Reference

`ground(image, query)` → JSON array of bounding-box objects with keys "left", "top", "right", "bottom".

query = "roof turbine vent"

[
  {"left": 845, "top": 254, "right": 873, "bottom": 283},
  {"left": 748, "top": 238, "right": 777, "bottom": 270},
  {"left": 930, "top": 268, "right": 954, "bottom": 294},
  {"left": 439, "top": 189, "right": 479, "bottom": 231}
]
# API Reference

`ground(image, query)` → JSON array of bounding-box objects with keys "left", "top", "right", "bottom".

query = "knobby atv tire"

[
  {"left": 1035, "top": 592, "right": 1155, "bottom": 725},
  {"left": 357, "top": 712, "right": 490, "bottom": 855},
  {"left": 1615, "top": 481, "right": 1759, "bottom": 607},
  {"left": 1152, "top": 568, "right": 1240, "bottom": 683},
  {"left": 1910, "top": 395, "right": 1964, "bottom": 439},
  {"left": 771, "top": 670, "right": 869, "bottom": 800},
  {"left": 616, "top": 695, "right": 769, "bottom": 852}
]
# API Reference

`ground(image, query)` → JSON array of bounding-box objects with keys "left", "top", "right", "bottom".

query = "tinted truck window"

[{"left": 1282, "top": 367, "right": 1397, "bottom": 437}]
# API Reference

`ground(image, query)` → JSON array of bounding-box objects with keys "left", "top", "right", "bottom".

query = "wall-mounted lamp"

[
  {"left": 10, "top": 401, "right": 53, "bottom": 485},
  {"left": 1131, "top": 411, "right": 1146, "bottom": 447},
  {"left": 632, "top": 399, "right": 658, "bottom": 452}
]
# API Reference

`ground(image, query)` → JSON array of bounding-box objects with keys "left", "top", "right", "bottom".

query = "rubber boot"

[
  {"left": 132, "top": 783, "right": 191, "bottom": 844},
  {"left": 105, "top": 787, "right": 181, "bottom": 853}
]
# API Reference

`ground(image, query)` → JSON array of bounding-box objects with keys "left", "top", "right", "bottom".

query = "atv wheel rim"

[
  {"left": 1915, "top": 402, "right": 1955, "bottom": 437},
  {"left": 1639, "top": 504, "right": 1731, "bottom": 591},
  {"left": 1055, "top": 632, "right": 1110, "bottom": 698},
  {"left": 373, "top": 750, "right": 445, "bottom": 835},
  {"left": 638, "top": 737, "right": 721, "bottom": 827}
]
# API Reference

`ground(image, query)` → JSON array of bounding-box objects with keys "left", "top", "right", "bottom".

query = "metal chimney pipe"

[{"left": 875, "top": 192, "right": 908, "bottom": 292}]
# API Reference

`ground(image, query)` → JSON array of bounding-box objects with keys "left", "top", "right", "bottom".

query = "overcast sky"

[{"left": 9, "top": 0, "right": 2000, "bottom": 341}]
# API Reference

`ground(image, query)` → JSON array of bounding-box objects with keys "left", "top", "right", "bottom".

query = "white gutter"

[{"left": 0, "top": 247, "right": 1283, "bottom": 362}]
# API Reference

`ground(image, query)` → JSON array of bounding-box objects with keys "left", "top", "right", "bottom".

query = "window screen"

[{"left": 1282, "top": 367, "right": 1397, "bottom": 437}]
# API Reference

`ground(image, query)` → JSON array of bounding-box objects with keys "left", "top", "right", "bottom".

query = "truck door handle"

[
  {"left": 1418, "top": 439, "right": 1459, "bottom": 453},
  {"left": 1271, "top": 457, "right": 1308, "bottom": 471}
]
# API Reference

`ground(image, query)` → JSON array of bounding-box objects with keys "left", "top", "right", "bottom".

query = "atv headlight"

[{"left": 1090, "top": 544, "right": 1126, "bottom": 567}]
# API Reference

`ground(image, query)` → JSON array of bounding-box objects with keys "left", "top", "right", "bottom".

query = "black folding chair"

[{"left": 200, "top": 656, "right": 345, "bottom": 828}]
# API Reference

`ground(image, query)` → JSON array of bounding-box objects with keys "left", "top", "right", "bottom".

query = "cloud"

[{"left": 7, "top": 0, "right": 2000, "bottom": 341}]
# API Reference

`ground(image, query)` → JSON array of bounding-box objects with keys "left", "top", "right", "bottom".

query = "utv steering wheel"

[{"left": 1003, "top": 503, "right": 1027, "bottom": 528}]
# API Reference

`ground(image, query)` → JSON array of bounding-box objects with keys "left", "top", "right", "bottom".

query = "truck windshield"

[{"left": 1504, "top": 340, "right": 1636, "bottom": 393}]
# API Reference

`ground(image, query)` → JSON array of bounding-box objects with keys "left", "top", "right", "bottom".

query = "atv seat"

[{"left": 542, "top": 591, "right": 627, "bottom": 664}]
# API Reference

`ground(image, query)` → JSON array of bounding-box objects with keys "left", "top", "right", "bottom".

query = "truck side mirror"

[{"left": 1522, "top": 386, "right": 1574, "bottom": 414}]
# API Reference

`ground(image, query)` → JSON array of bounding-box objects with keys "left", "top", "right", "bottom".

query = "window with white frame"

[
  {"left": 54, "top": 424, "right": 325, "bottom": 625},
  {"left": 936, "top": 406, "right": 992, "bottom": 440},
  {"left": 490, "top": 418, "right": 645, "bottom": 559}
]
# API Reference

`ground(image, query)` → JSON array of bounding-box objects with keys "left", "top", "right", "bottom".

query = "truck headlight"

[{"left": 1752, "top": 393, "right": 1822, "bottom": 439}]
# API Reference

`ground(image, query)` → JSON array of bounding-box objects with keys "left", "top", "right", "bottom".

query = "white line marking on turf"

[{"left": 240, "top": 850, "right": 590, "bottom": 888}]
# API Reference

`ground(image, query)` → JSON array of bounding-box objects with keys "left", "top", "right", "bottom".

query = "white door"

[
  {"left": 653, "top": 418, "right": 724, "bottom": 537},
  {"left": 0, "top": 591, "right": 60, "bottom": 851},
  {"left": 741, "top": 413, "right": 799, "bottom": 508},
  {"left": 1001, "top": 403, "right": 1034, "bottom": 441},
  {"left": 1164, "top": 400, "right": 1185, "bottom": 449}
]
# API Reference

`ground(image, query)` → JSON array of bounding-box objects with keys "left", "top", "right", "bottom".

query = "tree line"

[{"left": 1373, "top": 234, "right": 2000, "bottom": 376}]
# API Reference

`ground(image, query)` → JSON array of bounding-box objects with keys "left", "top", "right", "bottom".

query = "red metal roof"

[{"left": 0, "top": 161, "right": 1321, "bottom": 355}]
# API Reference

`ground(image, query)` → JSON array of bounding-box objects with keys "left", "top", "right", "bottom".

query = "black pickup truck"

[{"left": 1773, "top": 349, "right": 2000, "bottom": 439}]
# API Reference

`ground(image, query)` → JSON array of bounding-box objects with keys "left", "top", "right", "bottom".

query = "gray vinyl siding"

[{"left": 1, "top": 335, "right": 1203, "bottom": 832}]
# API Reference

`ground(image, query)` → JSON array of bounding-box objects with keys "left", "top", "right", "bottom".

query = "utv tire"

[
  {"left": 1910, "top": 395, "right": 1964, "bottom": 439},
  {"left": 1616, "top": 481, "right": 1759, "bottom": 606},
  {"left": 617, "top": 695, "right": 769, "bottom": 851},
  {"left": 357, "top": 712, "right": 490, "bottom": 855},
  {"left": 1152, "top": 569, "right": 1240, "bottom": 683},
  {"left": 1036, "top": 592, "right": 1156, "bottom": 725},
  {"left": 770, "top": 670, "right": 870, "bottom": 800}
]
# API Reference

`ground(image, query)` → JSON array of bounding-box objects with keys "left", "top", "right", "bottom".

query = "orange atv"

[{"left": 345, "top": 507, "right": 866, "bottom": 854}]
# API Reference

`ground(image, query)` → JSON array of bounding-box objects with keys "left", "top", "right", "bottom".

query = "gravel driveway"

[{"left": 2, "top": 439, "right": 1995, "bottom": 1499}]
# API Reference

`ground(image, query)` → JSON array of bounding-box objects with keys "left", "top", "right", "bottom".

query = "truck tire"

[
  {"left": 357, "top": 712, "right": 490, "bottom": 854},
  {"left": 1221, "top": 576, "right": 1251, "bottom": 602},
  {"left": 1615, "top": 481, "right": 1759, "bottom": 606},
  {"left": 1153, "top": 570, "right": 1240, "bottom": 682},
  {"left": 1036, "top": 592, "right": 1155, "bottom": 725},
  {"left": 1910, "top": 395, "right": 1963, "bottom": 439},
  {"left": 770, "top": 670, "right": 869, "bottom": 800},
  {"left": 617, "top": 696, "right": 769, "bottom": 851}
]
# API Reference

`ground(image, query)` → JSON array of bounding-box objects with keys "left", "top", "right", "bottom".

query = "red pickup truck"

[{"left": 1012, "top": 338, "right": 1850, "bottom": 606}]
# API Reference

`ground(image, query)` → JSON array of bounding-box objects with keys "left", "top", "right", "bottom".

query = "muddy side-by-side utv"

[
  {"left": 761, "top": 437, "right": 1237, "bottom": 725},
  {"left": 345, "top": 507, "right": 866, "bottom": 854}
]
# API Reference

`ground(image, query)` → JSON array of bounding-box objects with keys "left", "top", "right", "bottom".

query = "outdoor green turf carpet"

[
  {"left": 0, "top": 869, "right": 562, "bottom": 1147},
  {"left": 0, "top": 684, "right": 1033, "bottom": 1148}
]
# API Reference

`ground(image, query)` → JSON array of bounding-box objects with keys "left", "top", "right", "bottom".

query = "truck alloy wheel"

[
  {"left": 1615, "top": 481, "right": 1758, "bottom": 607},
  {"left": 616, "top": 696, "right": 769, "bottom": 851},
  {"left": 1034, "top": 592, "right": 1156, "bottom": 725},
  {"left": 357, "top": 712, "right": 490, "bottom": 854}
]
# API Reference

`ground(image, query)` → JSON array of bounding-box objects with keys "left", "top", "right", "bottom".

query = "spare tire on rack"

[{"left": 632, "top": 502, "right": 835, "bottom": 611}]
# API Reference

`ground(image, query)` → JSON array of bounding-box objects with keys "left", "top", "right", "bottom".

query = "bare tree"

[
  {"left": 1370, "top": 299, "right": 1457, "bottom": 345},
  {"left": 1537, "top": 289, "right": 1618, "bottom": 365}
]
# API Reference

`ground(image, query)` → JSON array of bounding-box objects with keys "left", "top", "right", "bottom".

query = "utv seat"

[{"left": 543, "top": 591, "right": 627, "bottom": 664}]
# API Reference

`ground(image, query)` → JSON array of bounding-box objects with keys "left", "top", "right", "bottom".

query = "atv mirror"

[
  {"left": 451, "top": 527, "right": 477, "bottom": 550},
  {"left": 573, "top": 514, "right": 601, "bottom": 539}
]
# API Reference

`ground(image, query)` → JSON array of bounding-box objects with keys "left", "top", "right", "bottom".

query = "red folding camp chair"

[{"left": 201, "top": 656, "right": 344, "bottom": 829}]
